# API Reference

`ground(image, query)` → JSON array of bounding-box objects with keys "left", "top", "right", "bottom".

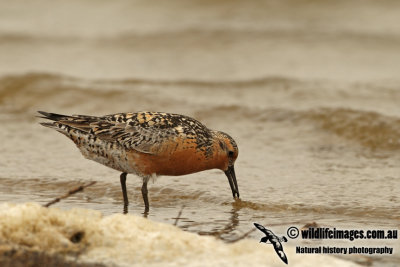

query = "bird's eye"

[{"left": 228, "top": 151, "right": 234, "bottom": 157}]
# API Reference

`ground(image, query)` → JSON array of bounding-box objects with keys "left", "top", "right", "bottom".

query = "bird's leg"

[
  {"left": 141, "top": 179, "right": 149, "bottom": 214},
  {"left": 120, "top": 172, "right": 129, "bottom": 214}
]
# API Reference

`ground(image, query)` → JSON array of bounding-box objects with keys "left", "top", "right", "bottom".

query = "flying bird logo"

[{"left": 254, "top": 223, "right": 288, "bottom": 264}]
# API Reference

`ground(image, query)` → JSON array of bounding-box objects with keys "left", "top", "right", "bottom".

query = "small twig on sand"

[
  {"left": 43, "top": 181, "right": 96, "bottom": 208},
  {"left": 225, "top": 228, "right": 256, "bottom": 243},
  {"left": 173, "top": 205, "right": 185, "bottom": 226}
]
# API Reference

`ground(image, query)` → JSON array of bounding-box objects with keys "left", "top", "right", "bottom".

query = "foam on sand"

[{"left": 0, "top": 203, "right": 358, "bottom": 267}]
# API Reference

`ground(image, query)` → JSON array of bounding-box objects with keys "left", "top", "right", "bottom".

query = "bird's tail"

[
  {"left": 38, "top": 111, "right": 99, "bottom": 132},
  {"left": 38, "top": 111, "right": 98, "bottom": 144},
  {"left": 37, "top": 111, "right": 70, "bottom": 121},
  {"left": 38, "top": 111, "right": 121, "bottom": 166}
]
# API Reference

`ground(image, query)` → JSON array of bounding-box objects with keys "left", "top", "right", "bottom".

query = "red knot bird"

[{"left": 38, "top": 111, "right": 239, "bottom": 213}]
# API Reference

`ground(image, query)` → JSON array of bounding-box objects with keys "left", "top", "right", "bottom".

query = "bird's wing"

[
  {"left": 88, "top": 120, "right": 174, "bottom": 154},
  {"left": 90, "top": 112, "right": 211, "bottom": 154},
  {"left": 273, "top": 242, "right": 288, "bottom": 264},
  {"left": 254, "top": 223, "right": 275, "bottom": 236},
  {"left": 254, "top": 223, "right": 267, "bottom": 234}
]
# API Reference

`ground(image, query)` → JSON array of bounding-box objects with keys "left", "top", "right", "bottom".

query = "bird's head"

[{"left": 211, "top": 130, "right": 239, "bottom": 198}]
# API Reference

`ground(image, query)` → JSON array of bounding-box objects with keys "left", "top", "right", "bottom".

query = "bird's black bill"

[{"left": 224, "top": 165, "right": 239, "bottom": 198}]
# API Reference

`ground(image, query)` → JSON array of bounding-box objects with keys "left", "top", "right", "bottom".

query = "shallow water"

[{"left": 0, "top": 0, "right": 399, "bottom": 266}]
